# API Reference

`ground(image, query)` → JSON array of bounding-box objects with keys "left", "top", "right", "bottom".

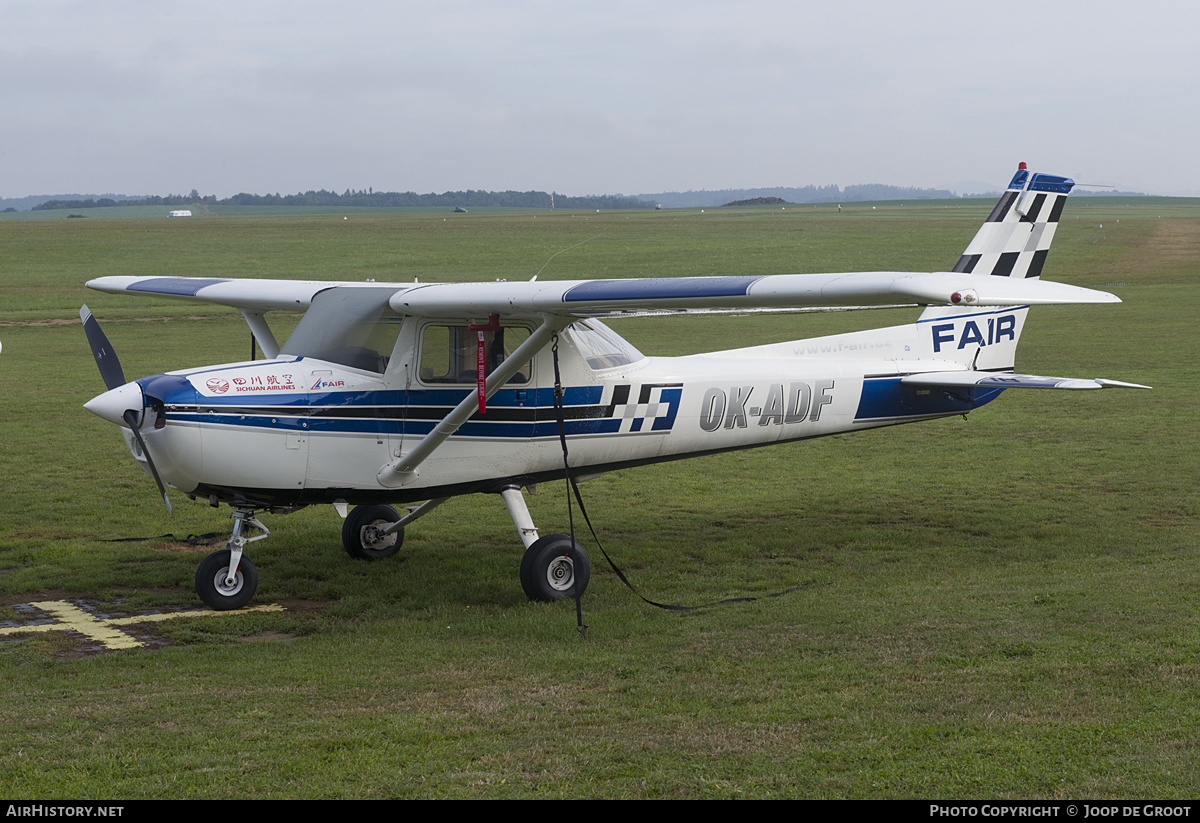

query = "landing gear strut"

[{"left": 196, "top": 509, "right": 268, "bottom": 610}]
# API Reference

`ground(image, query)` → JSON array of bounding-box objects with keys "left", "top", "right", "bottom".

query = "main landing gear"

[
  {"left": 341, "top": 504, "right": 404, "bottom": 560},
  {"left": 339, "top": 487, "right": 591, "bottom": 602},
  {"left": 519, "top": 533, "right": 591, "bottom": 602},
  {"left": 500, "top": 486, "right": 590, "bottom": 602}
]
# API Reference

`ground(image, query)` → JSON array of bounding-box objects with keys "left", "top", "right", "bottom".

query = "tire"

[
  {"left": 195, "top": 549, "right": 258, "bottom": 610},
  {"left": 342, "top": 504, "right": 403, "bottom": 560},
  {"left": 519, "top": 534, "right": 590, "bottom": 602}
]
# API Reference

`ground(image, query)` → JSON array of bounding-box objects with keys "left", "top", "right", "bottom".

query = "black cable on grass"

[{"left": 550, "top": 334, "right": 815, "bottom": 623}]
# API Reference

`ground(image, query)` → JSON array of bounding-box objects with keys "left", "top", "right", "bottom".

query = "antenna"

[{"left": 533, "top": 234, "right": 602, "bottom": 281}]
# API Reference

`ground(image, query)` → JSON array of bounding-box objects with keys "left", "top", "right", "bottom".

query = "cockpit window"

[
  {"left": 280, "top": 287, "right": 402, "bottom": 373},
  {"left": 419, "top": 324, "right": 531, "bottom": 384},
  {"left": 569, "top": 320, "right": 644, "bottom": 369}
]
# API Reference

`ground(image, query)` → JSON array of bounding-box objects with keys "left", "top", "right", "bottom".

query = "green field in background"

[{"left": 0, "top": 200, "right": 1196, "bottom": 798}]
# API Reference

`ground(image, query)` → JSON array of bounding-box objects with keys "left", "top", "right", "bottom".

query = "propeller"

[
  {"left": 80, "top": 305, "right": 126, "bottom": 391},
  {"left": 80, "top": 305, "right": 173, "bottom": 514},
  {"left": 122, "top": 408, "right": 173, "bottom": 515}
]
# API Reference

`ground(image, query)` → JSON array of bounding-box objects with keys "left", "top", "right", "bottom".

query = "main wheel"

[
  {"left": 519, "top": 534, "right": 591, "bottom": 601},
  {"left": 342, "top": 504, "right": 403, "bottom": 560},
  {"left": 195, "top": 549, "right": 258, "bottom": 610}
]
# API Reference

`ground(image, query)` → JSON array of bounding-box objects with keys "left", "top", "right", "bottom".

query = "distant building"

[{"left": 168, "top": 210, "right": 193, "bottom": 217}]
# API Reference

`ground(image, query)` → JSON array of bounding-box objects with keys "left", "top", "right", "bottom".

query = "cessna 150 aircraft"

[{"left": 81, "top": 164, "right": 1146, "bottom": 610}]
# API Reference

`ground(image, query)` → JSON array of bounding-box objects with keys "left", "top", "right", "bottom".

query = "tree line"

[
  {"left": 32, "top": 188, "right": 654, "bottom": 211},
  {"left": 644, "top": 183, "right": 957, "bottom": 209}
]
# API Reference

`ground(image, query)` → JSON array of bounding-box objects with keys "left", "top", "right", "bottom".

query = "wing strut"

[
  {"left": 237, "top": 309, "right": 280, "bottom": 359},
  {"left": 377, "top": 314, "right": 570, "bottom": 488}
]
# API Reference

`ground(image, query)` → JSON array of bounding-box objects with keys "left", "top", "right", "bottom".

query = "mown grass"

[{"left": 0, "top": 201, "right": 1197, "bottom": 798}]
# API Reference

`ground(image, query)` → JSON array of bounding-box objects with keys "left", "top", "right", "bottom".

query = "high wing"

[
  {"left": 86, "top": 276, "right": 390, "bottom": 359},
  {"left": 392, "top": 272, "right": 1117, "bottom": 318},
  {"left": 85, "top": 276, "right": 358, "bottom": 311},
  {"left": 88, "top": 270, "right": 1119, "bottom": 319},
  {"left": 86, "top": 272, "right": 1137, "bottom": 396}
]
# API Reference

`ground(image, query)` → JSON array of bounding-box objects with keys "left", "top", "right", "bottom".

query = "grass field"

[{"left": 0, "top": 199, "right": 1197, "bottom": 798}]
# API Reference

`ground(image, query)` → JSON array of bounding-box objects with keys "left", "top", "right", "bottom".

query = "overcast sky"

[{"left": 4, "top": 0, "right": 1196, "bottom": 198}]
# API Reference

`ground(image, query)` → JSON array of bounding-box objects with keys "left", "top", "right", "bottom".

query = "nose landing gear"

[{"left": 195, "top": 509, "right": 268, "bottom": 610}]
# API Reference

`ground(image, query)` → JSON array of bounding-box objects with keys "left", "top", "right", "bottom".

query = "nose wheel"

[
  {"left": 195, "top": 550, "right": 258, "bottom": 610},
  {"left": 195, "top": 509, "right": 267, "bottom": 610}
]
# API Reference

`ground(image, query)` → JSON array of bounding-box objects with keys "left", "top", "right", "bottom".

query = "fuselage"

[{"left": 97, "top": 318, "right": 1001, "bottom": 509}]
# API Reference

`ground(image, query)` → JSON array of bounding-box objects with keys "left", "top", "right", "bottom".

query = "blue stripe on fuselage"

[
  {"left": 168, "top": 411, "right": 622, "bottom": 439},
  {"left": 854, "top": 376, "right": 1003, "bottom": 421},
  {"left": 184, "top": 385, "right": 605, "bottom": 409},
  {"left": 167, "top": 384, "right": 626, "bottom": 438}
]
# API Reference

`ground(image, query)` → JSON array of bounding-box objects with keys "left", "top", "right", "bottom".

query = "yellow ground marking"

[{"left": 0, "top": 600, "right": 285, "bottom": 650}]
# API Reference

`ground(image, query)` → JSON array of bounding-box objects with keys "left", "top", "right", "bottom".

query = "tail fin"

[
  {"left": 950, "top": 163, "right": 1074, "bottom": 279},
  {"left": 918, "top": 164, "right": 1074, "bottom": 369}
]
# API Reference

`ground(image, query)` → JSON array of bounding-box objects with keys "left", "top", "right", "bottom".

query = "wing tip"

[{"left": 1096, "top": 378, "right": 1152, "bottom": 390}]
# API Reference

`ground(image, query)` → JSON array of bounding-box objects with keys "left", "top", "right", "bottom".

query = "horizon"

[{"left": 1, "top": 186, "right": 988, "bottom": 215}]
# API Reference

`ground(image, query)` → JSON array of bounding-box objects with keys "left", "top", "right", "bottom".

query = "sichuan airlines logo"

[{"left": 206, "top": 378, "right": 230, "bottom": 394}]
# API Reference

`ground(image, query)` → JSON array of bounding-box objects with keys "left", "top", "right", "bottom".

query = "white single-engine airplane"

[{"left": 81, "top": 165, "right": 1147, "bottom": 610}]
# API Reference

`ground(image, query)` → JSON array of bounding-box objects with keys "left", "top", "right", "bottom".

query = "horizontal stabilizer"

[{"left": 901, "top": 372, "right": 1151, "bottom": 391}]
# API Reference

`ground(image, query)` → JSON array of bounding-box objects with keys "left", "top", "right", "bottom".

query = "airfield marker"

[{"left": 0, "top": 599, "right": 284, "bottom": 651}]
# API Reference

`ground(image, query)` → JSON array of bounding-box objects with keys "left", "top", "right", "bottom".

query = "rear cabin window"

[
  {"left": 569, "top": 320, "right": 644, "bottom": 369},
  {"left": 419, "top": 324, "right": 531, "bottom": 384}
]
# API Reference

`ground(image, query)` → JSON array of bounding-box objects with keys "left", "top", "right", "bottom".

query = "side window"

[
  {"left": 419, "top": 324, "right": 531, "bottom": 384},
  {"left": 570, "top": 320, "right": 644, "bottom": 370}
]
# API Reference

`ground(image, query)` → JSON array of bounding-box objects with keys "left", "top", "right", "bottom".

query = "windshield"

[{"left": 280, "top": 287, "right": 402, "bottom": 373}]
